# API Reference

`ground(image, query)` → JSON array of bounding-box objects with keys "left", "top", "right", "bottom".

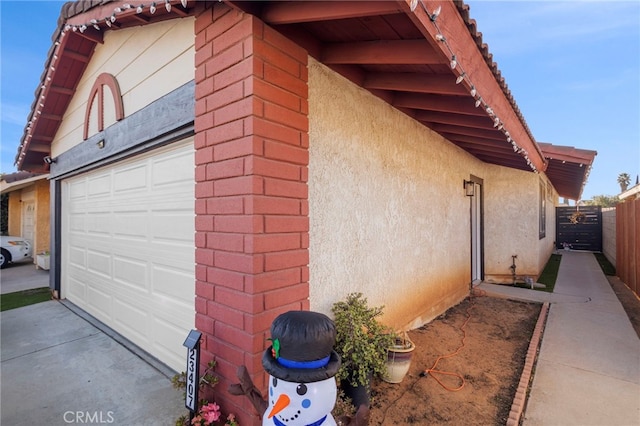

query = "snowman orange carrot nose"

[{"left": 268, "top": 394, "right": 291, "bottom": 418}]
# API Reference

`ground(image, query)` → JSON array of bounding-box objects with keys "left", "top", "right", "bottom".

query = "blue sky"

[
  {"left": 467, "top": 0, "right": 640, "bottom": 198},
  {"left": 1, "top": 1, "right": 639, "bottom": 200}
]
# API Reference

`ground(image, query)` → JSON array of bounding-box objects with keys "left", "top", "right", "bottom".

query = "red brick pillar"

[{"left": 194, "top": 4, "right": 309, "bottom": 424}]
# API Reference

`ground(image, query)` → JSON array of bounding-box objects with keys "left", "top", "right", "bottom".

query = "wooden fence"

[{"left": 616, "top": 198, "right": 639, "bottom": 296}]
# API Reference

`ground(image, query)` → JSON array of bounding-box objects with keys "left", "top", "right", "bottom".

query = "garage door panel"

[
  {"left": 87, "top": 249, "right": 112, "bottom": 278},
  {"left": 68, "top": 246, "right": 87, "bottom": 268},
  {"left": 88, "top": 173, "right": 112, "bottom": 197},
  {"left": 150, "top": 212, "right": 194, "bottom": 243},
  {"left": 113, "top": 298, "right": 150, "bottom": 342},
  {"left": 86, "top": 285, "right": 112, "bottom": 321},
  {"left": 151, "top": 317, "right": 188, "bottom": 372},
  {"left": 69, "top": 213, "right": 86, "bottom": 232},
  {"left": 113, "top": 212, "right": 149, "bottom": 239},
  {"left": 148, "top": 251, "right": 192, "bottom": 274},
  {"left": 113, "top": 257, "right": 148, "bottom": 290},
  {"left": 68, "top": 180, "right": 88, "bottom": 200},
  {"left": 148, "top": 199, "right": 192, "bottom": 214},
  {"left": 67, "top": 276, "right": 87, "bottom": 300},
  {"left": 151, "top": 266, "right": 193, "bottom": 303},
  {"left": 62, "top": 140, "right": 194, "bottom": 372},
  {"left": 86, "top": 213, "right": 113, "bottom": 236},
  {"left": 152, "top": 150, "right": 193, "bottom": 186},
  {"left": 114, "top": 165, "right": 148, "bottom": 192},
  {"left": 72, "top": 237, "right": 110, "bottom": 257}
]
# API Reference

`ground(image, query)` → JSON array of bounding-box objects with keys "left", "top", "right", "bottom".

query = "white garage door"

[{"left": 62, "top": 140, "right": 195, "bottom": 372}]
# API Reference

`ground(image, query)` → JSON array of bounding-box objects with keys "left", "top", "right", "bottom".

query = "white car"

[{"left": 0, "top": 236, "right": 33, "bottom": 268}]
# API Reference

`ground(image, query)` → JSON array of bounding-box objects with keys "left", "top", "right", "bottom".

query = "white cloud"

[{"left": 468, "top": 1, "right": 640, "bottom": 55}]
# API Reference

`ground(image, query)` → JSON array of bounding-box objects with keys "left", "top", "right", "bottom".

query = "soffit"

[{"left": 228, "top": 0, "right": 547, "bottom": 175}]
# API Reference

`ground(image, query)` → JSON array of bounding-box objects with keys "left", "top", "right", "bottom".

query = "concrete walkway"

[{"left": 481, "top": 251, "right": 640, "bottom": 425}]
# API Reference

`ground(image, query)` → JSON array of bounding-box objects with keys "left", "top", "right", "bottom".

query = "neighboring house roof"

[
  {"left": 14, "top": 0, "right": 590, "bottom": 195},
  {"left": 0, "top": 172, "right": 49, "bottom": 194},
  {"left": 619, "top": 183, "right": 640, "bottom": 201},
  {"left": 538, "top": 142, "right": 597, "bottom": 201}
]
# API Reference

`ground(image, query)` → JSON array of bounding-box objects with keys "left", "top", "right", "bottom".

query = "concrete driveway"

[
  {"left": 1, "top": 260, "right": 49, "bottom": 294},
  {"left": 1, "top": 263, "right": 186, "bottom": 425}
]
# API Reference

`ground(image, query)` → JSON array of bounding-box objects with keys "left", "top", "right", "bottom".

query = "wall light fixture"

[{"left": 464, "top": 180, "right": 475, "bottom": 197}]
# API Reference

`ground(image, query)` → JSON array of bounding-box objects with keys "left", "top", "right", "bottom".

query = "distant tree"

[
  {"left": 617, "top": 173, "right": 631, "bottom": 192},
  {"left": 583, "top": 195, "right": 619, "bottom": 207}
]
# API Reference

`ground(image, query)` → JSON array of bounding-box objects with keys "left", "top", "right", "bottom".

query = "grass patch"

[
  {"left": 536, "top": 254, "right": 562, "bottom": 293},
  {"left": 514, "top": 253, "right": 562, "bottom": 293},
  {"left": 593, "top": 252, "right": 616, "bottom": 276},
  {"left": 1, "top": 287, "right": 51, "bottom": 312}
]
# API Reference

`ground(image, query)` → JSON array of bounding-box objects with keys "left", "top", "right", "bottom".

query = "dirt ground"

[
  {"left": 607, "top": 275, "right": 640, "bottom": 338},
  {"left": 367, "top": 294, "right": 541, "bottom": 425},
  {"left": 365, "top": 276, "right": 640, "bottom": 426}
]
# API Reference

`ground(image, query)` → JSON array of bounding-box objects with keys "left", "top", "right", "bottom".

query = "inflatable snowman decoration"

[{"left": 262, "top": 311, "right": 341, "bottom": 426}]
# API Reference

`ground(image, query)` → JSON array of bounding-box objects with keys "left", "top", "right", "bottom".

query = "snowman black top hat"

[{"left": 262, "top": 310, "right": 341, "bottom": 383}]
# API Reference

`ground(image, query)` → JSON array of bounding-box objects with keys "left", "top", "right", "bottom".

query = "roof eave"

[
  {"left": 539, "top": 142, "right": 597, "bottom": 201},
  {"left": 16, "top": 0, "right": 550, "bottom": 178}
]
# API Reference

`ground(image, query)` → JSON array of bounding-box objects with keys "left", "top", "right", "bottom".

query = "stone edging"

[{"left": 506, "top": 301, "right": 550, "bottom": 426}]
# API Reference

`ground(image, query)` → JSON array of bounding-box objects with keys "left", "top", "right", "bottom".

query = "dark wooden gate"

[{"left": 556, "top": 206, "right": 602, "bottom": 251}]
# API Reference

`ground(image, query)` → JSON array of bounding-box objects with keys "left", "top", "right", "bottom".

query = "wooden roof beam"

[
  {"left": 23, "top": 142, "right": 51, "bottom": 153},
  {"left": 394, "top": 92, "right": 486, "bottom": 116},
  {"left": 39, "top": 113, "right": 63, "bottom": 121},
  {"left": 61, "top": 50, "right": 92, "bottom": 63},
  {"left": 415, "top": 111, "right": 494, "bottom": 129},
  {"left": 430, "top": 123, "right": 506, "bottom": 141},
  {"left": 71, "top": 28, "right": 103, "bottom": 44},
  {"left": 322, "top": 40, "right": 441, "bottom": 64},
  {"left": 48, "top": 85, "right": 75, "bottom": 96},
  {"left": 261, "top": 1, "right": 404, "bottom": 24},
  {"left": 364, "top": 72, "right": 468, "bottom": 96},
  {"left": 442, "top": 134, "right": 510, "bottom": 150}
]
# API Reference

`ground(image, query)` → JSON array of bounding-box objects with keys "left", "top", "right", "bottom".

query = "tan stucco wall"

[
  {"left": 5, "top": 180, "right": 50, "bottom": 255},
  {"left": 34, "top": 180, "right": 50, "bottom": 254},
  {"left": 483, "top": 168, "right": 556, "bottom": 282},
  {"left": 8, "top": 193, "right": 21, "bottom": 237},
  {"left": 308, "top": 58, "right": 559, "bottom": 329},
  {"left": 308, "top": 59, "right": 481, "bottom": 331},
  {"left": 52, "top": 18, "right": 194, "bottom": 156}
]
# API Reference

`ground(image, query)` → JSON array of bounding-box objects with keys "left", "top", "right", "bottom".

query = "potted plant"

[
  {"left": 36, "top": 251, "right": 50, "bottom": 270},
  {"left": 384, "top": 333, "right": 415, "bottom": 384},
  {"left": 331, "top": 292, "right": 395, "bottom": 408}
]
